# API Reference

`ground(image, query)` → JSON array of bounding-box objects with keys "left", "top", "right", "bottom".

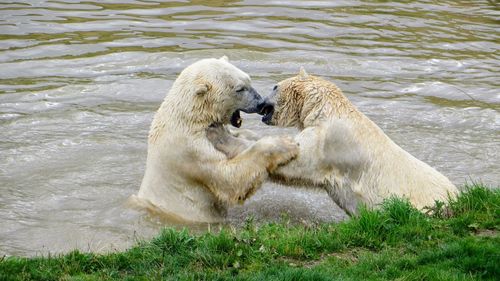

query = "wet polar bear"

[
  {"left": 208, "top": 68, "right": 458, "bottom": 215},
  {"left": 134, "top": 57, "right": 299, "bottom": 223}
]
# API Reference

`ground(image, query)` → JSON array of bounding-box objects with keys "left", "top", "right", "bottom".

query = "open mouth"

[
  {"left": 260, "top": 104, "right": 274, "bottom": 125},
  {"left": 230, "top": 110, "right": 242, "bottom": 128}
]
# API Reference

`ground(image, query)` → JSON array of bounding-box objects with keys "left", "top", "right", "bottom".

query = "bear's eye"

[
  {"left": 235, "top": 87, "right": 246, "bottom": 93},
  {"left": 273, "top": 85, "right": 278, "bottom": 91}
]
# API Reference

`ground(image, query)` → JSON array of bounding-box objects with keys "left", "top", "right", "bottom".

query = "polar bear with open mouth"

[
  {"left": 208, "top": 68, "right": 458, "bottom": 215},
  {"left": 133, "top": 57, "right": 299, "bottom": 222}
]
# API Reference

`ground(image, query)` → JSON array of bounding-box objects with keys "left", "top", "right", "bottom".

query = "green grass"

[{"left": 1, "top": 183, "right": 499, "bottom": 281}]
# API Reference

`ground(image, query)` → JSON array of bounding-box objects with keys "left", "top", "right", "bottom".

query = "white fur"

[
  {"left": 208, "top": 71, "right": 459, "bottom": 215},
  {"left": 271, "top": 74, "right": 459, "bottom": 215},
  {"left": 135, "top": 58, "right": 298, "bottom": 222}
]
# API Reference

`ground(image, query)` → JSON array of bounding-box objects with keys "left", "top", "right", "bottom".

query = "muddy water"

[{"left": 1, "top": 0, "right": 499, "bottom": 256}]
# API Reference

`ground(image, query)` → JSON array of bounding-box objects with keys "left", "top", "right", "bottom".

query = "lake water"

[{"left": 0, "top": 0, "right": 498, "bottom": 257}]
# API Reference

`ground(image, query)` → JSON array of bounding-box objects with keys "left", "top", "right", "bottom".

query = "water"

[{"left": 1, "top": 0, "right": 498, "bottom": 257}]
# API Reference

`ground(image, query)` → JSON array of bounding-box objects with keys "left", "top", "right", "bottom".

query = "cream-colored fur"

[
  {"left": 208, "top": 68, "right": 458, "bottom": 215},
  {"left": 134, "top": 57, "right": 298, "bottom": 223}
]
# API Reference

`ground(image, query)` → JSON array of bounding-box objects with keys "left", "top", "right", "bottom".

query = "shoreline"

[{"left": 1, "top": 183, "right": 498, "bottom": 280}]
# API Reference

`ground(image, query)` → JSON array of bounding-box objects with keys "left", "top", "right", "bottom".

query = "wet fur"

[
  {"left": 208, "top": 69, "right": 458, "bottom": 215},
  {"left": 136, "top": 58, "right": 298, "bottom": 223}
]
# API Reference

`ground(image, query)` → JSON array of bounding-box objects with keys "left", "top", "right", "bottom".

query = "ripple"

[{"left": 0, "top": 0, "right": 499, "bottom": 257}]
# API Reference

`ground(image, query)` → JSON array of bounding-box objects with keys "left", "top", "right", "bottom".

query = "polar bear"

[
  {"left": 208, "top": 68, "right": 458, "bottom": 215},
  {"left": 134, "top": 57, "right": 299, "bottom": 223}
]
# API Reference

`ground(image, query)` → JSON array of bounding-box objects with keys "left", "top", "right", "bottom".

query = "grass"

[{"left": 1, "top": 183, "right": 499, "bottom": 281}]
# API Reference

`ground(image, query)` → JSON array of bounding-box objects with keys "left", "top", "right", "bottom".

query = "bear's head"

[
  {"left": 261, "top": 67, "right": 350, "bottom": 129},
  {"left": 169, "top": 56, "right": 268, "bottom": 128},
  {"left": 261, "top": 67, "right": 315, "bottom": 129}
]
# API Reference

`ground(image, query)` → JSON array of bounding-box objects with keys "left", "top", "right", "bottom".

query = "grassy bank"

[{"left": 1, "top": 184, "right": 499, "bottom": 281}]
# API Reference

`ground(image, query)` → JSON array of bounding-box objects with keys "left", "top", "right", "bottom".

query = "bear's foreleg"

[
  {"left": 198, "top": 133, "right": 299, "bottom": 204},
  {"left": 206, "top": 126, "right": 253, "bottom": 159}
]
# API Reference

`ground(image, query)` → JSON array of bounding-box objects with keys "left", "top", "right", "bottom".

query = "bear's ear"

[
  {"left": 298, "top": 66, "right": 308, "bottom": 80},
  {"left": 194, "top": 83, "right": 210, "bottom": 96},
  {"left": 219, "top": 55, "right": 229, "bottom": 62}
]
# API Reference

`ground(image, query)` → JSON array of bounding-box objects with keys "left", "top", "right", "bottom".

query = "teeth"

[{"left": 230, "top": 110, "right": 242, "bottom": 128}]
